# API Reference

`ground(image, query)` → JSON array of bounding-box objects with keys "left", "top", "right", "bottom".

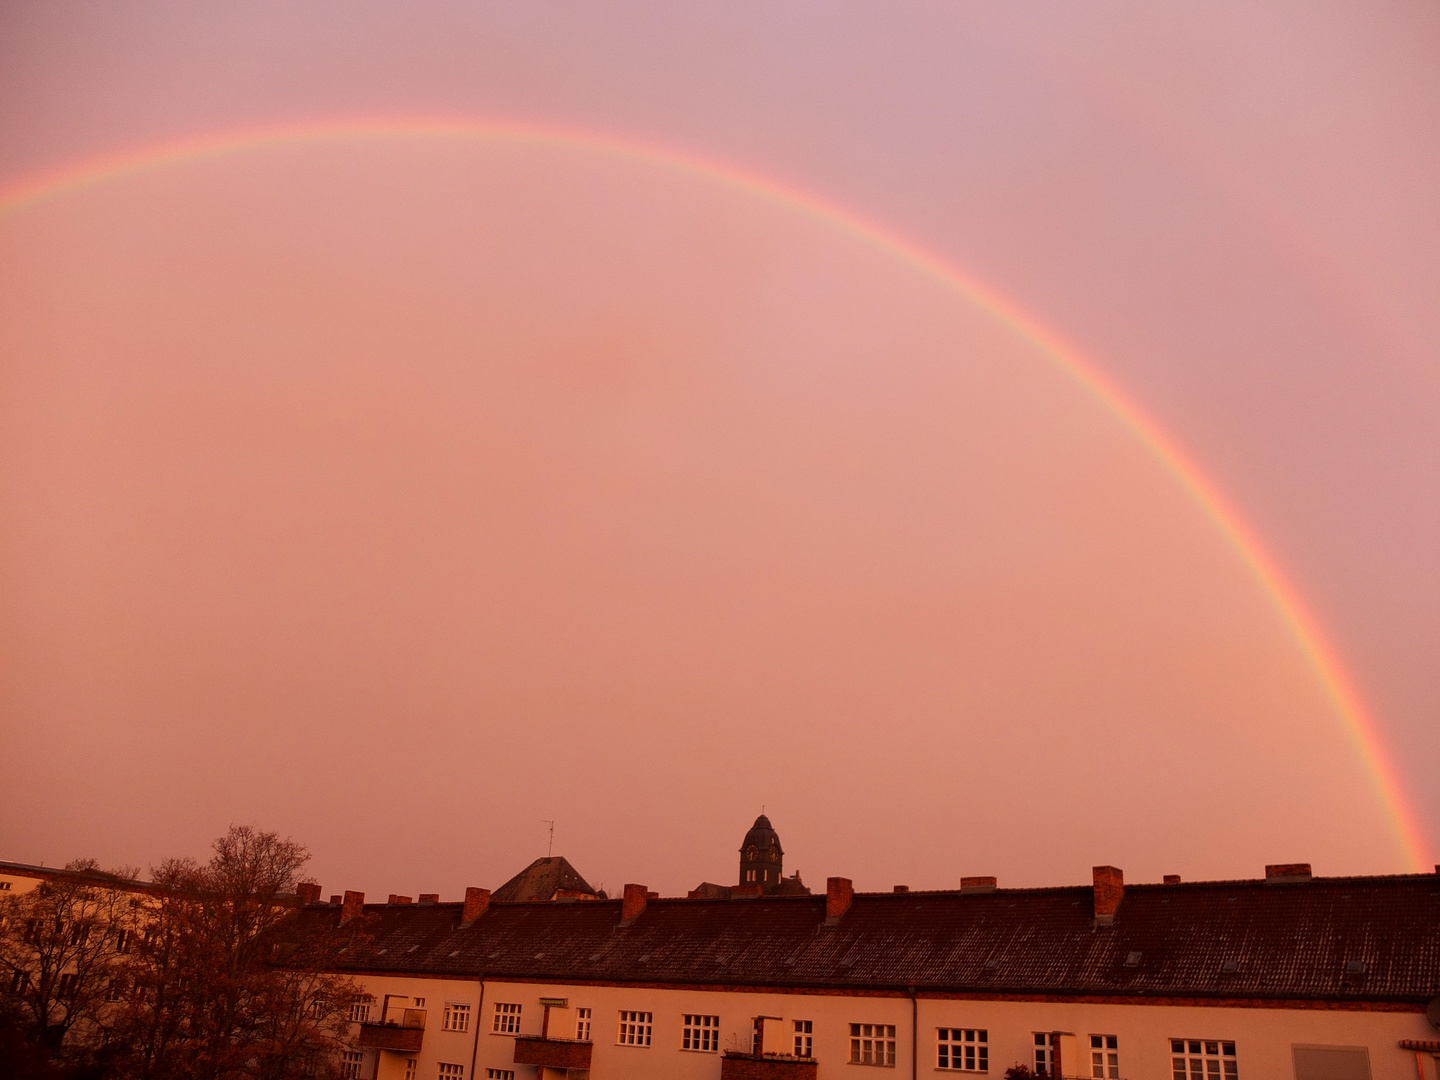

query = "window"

[
  {"left": 438, "top": 1065, "right": 464, "bottom": 1079},
  {"left": 1091, "top": 1035, "right": 1119, "bottom": 1078},
  {"left": 443, "top": 1002, "right": 471, "bottom": 1032},
  {"left": 115, "top": 929, "right": 130, "bottom": 953},
  {"left": 105, "top": 981, "right": 124, "bottom": 1003},
  {"left": 575, "top": 1007, "right": 592, "bottom": 1041},
  {"left": 403, "top": 1061, "right": 417, "bottom": 1080},
  {"left": 682, "top": 1014, "right": 720, "bottom": 1052},
  {"left": 1034, "top": 1033, "right": 1055, "bottom": 1075},
  {"left": 617, "top": 1010, "right": 653, "bottom": 1046},
  {"left": 57, "top": 973, "right": 79, "bottom": 997},
  {"left": 349, "top": 1001, "right": 372, "bottom": 1023},
  {"left": 486, "top": 1072, "right": 515, "bottom": 1080},
  {"left": 0, "top": 880, "right": 12, "bottom": 890},
  {"left": 10, "top": 969, "right": 29, "bottom": 994},
  {"left": 492, "top": 1002, "right": 522, "bottom": 1034},
  {"left": 414, "top": 997, "right": 426, "bottom": 1008},
  {"left": 1171, "top": 1039, "right": 1238, "bottom": 1080},
  {"left": 794, "top": 1020, "right": 813, "bottom": 1058},
  {"left": 70, "top": 924, "right": 91, "bottom": 946},
  {"left": 340, "top": 1051, "right": 363, "bottom": 1079},
  {"left": 938, "top": 1029, "right": 988, "bottom": 1072},
  {"left": 850, "top": 1023, "right": 897, "bottom": 1066},
  {"left": 745, "top": 869, "right": 757, "bottom": 882}
]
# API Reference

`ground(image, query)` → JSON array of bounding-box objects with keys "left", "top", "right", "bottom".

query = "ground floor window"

[
  {"left": 1034, "top": 1032, "right": 1054, "bottom": 1075},
  {"left": 485, "top": 1072, "right": 515, "bottom": 1080},
  {"left": 850, "top": 1023, "right": 897, "bottom": 1066},
  {"left": 438, "top": 1065, "right": 465, "bottom": 1080},
  {"left": 403, "top": 1061, "right": 416, "bottom": 1080},
  {"left": 340, "top": 1051, "right": 363, "bottom": 1079},
  {"left": 1172, "top": 1039, "right": 1238, "bottom": 1079},
  {"left": 938, "top": 1028, "right": 987, "bottom": 1072}
]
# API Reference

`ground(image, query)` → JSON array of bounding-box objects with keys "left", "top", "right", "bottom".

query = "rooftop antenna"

[{"left": 542, "top": 820, "right": 555, "bottom": 858}]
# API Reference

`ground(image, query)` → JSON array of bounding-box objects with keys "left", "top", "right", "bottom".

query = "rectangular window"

[
  {"left": 10, "top": 969, "right": 29, "bottom": 994},
  {"left": 349, "top": 1001, "right": 372, "bottom": 1023},
  {"left": 794, "top": 1019, "right": 813, "bottom": 1058},
  {"left": 1171, "top": 1039, "right": 1238, "bottom": 1080},
  {"left": 492, "top": 1002, "right": 522, "bottom": 1034},
  {"left": 938, "top": 1029, "right": 988, "bottom": 1072},
  {"left": 682, "top": 1014, "right": 720, "bottom": 1052},
  {"left": 617, "top": 1010, "right": 653, "bottom": 1046},
  {"left": 443, "top": 1002, "right": 471, "bottom": 1032},
  {"left": 1034, "top": 1033, "right": 1054, "bottom": 1076},
  {"left": 403, "top": 1061, "right": 417, "bottom": 1080},
  {"left": 57, "top": 973, "right": 79, "bottom": 997},
  {"left": 485, "top": 1072, "right": 515, "bottom": 1080},
  {"left": 849, "top": 1023, "right": 897, "bottom": 1066},
  {"left": 575, "top": 1007, "right": 592, "bottom": 1041},
  {"left": 114, "top": 929, "right": 130, "bottom": 953},
  {"left": 1091, "top": 1034, "right": 1119, "bottom": 1079},
  {"left": 437, "top": 1065, "right": 464, "bottom": 1080},
  {"left": 340, "top": 1051, "right": 363, "bottom": 1079},
  {"left": 414, "top": 997, "right": 426, "bottom": 1008},
  {"left": 0, "top": 881, "right": 12, "bottom": 890},
  {"left": 104, "top": 981, "right": 124, "bottom": 1003}
]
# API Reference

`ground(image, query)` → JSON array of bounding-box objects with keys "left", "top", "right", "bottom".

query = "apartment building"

[{"left": 302, "top": 860, "right": 1440, "bottom": 1080}]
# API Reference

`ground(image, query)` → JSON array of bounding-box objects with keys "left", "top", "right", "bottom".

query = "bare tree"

[
  {"left": 0, "top": 858, "right": 140, "bottom": 1067},
  {"left": 110, "top": 826, "right": 367, "bottom": 1080}
]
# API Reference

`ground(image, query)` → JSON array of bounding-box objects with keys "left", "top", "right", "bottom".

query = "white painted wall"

[{"left": 344, "top": 971, "right": 1439, "bottom": 1080}]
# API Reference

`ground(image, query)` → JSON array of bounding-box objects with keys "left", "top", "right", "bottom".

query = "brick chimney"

[
  {"left": 461, "top": 887, "right": 491, "bottom": 926},
  {"left": 418, "top": 893, "right": 439, "bottom": 905},
  {"left": 1265, "top": 863, "right": 1312, "bottom": 883},
  {"left": 621, "top": 883, "right": 648, "bottom": 923},
  {"left": 1092, "top": 866, "right": 1123, "bottom": 926},
  {"left": 295, "top": 882, "right": 322, "bottom": 904},
  {"left": 1163, "top": 875, "right": 1181, "bottom": 885},
  {"left": 826, "top": 877, "right": 853, "bottom": 923},
  {"left": 960, "top": 876, "right": 997, "bottom": 894},
  {"left": 340, "top": 890, "right": 364, "bottom": 925},
  {"left": 387, "top": 894, "right": 414, "bottom": 905}
]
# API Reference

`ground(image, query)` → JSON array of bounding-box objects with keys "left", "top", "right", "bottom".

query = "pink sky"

[{"left": 1, "top": 3, "right": 1437, "bottom": 899}]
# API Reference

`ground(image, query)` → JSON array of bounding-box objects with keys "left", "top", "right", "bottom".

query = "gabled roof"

[
  {"left": 491, "top": 857, "right": 597, "bottom": 902},
  {"left": 303, "top": 871, "right": 1440, "bottom": 1004}
]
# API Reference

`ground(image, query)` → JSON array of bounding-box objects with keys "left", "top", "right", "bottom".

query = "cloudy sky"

[{"left": 1, "top": 2, "right": 1437, "bottom": 899}]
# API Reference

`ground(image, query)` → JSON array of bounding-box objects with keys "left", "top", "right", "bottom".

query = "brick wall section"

[
  {"left": 622, "top": 883, "right": 648, "bottom": 922},
  {"left": 1093, "top": 866, "right": 1124, "bottom": 925},
  {"left": 826, "top": 877, "right": 853, "bottom": 921},
  {"left": 340, "top": 890, "right": 365, "bottom": 924},
  {"left": 720, "top": 1052, "right": 819, "bottom": 1080},
  {"left": 295, "top": 882, "right": 322, "bottom": 904},
  {"left": 462, "top": 887, "right": 491, "bottom": 925}
]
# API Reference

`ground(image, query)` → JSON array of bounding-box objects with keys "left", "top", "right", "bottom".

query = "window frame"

[
  {"left": 681, "top": 1013, "right": 720, "bottom": 1052},
  {"left": 442, "top": 1001, "right": 471, "bottom": 1033},
  {"left": 617, "top": 1010, "right": 654, "bottom": 1047},
  {"left": 849, "top": 1022, "right": 897, "bottom": 1067},
  {"left": 937, "top": 1028, "right": 988, "bottom": 1072},
  {"left": 491, "top": 1002, "right": 522, "bottom": 1034}
]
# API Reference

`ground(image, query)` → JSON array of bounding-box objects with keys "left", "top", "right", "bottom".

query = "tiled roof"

[
  {"left": 303, "top": 872, "right": 1440, "bottom": 1003},
  {"left": 491, "top": 857, "right": 598, "bottom": 902}
]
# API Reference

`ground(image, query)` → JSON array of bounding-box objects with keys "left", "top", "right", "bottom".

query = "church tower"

[{"left": 739, "top": 813, "right": 784, "bottom": 893}]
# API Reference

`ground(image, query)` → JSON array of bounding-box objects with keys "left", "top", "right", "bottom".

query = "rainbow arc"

[{"left": 0, "top": 115, "right": 1425, "bottom": 869}]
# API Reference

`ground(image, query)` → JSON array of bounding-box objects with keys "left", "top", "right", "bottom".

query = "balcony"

[
  {"left": 513, "top": 1035, "right": 593, "bottom": 1071},
  {"left": 357, "top": 1009, "right": 425, "bottom": 1054},
  {"left": 720, "top": 1052, "right": 819, "bottom": 1080}
]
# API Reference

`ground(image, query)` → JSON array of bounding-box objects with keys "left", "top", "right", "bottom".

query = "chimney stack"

[
  {"left": 960, "top": 876, "right": 997, "bottom": 894},
  {"left": 1163, "top": 875, "right": 1181, "bottom": 885},
  {"left": 826, "top": 877, "right": 853, "bottom": 922},
  {"left": 1265, "top": 863, "right": 1312, "bottom": 883},
  {"left": 295, "top": 882, "right": 322, "bottom": 904},
  {"left": 418, "top": 894, "right": 439, "bottom": 905},
  {"left": 462, "top": 887, "right": 491, "bottom": 926},
  {"left": 621, "top": 883, "right": 648, "bottom": 923},
  {"left": 1092, "top": 866, "right": 1123, "bottom": 926},
  {"left": 340, "top": 890, "right": 365, "bottom": 925}
]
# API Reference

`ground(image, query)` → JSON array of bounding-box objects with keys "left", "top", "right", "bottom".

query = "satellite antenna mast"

[{"left": 542, "top": 820, "right": 555, "bottom": 858}]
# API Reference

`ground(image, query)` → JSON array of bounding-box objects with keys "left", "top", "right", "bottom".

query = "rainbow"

[{"left": 0, "top": 115, "right": 1426, "bottom": 869}]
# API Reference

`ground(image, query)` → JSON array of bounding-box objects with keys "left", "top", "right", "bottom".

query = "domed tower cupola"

[{"left": 739, "top": 813, "right": 784, "bottom": 893}]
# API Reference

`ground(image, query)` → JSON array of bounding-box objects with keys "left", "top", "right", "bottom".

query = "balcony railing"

[
  {"left": 513, "top": 1035, "right": 594, "bottom": 1070},
  {"left": 356, "top": 1014, "right": 425, "bottom": 1054},
  {"left": 720, "top": 1051, "right": 819, "bottom": 1080}
]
